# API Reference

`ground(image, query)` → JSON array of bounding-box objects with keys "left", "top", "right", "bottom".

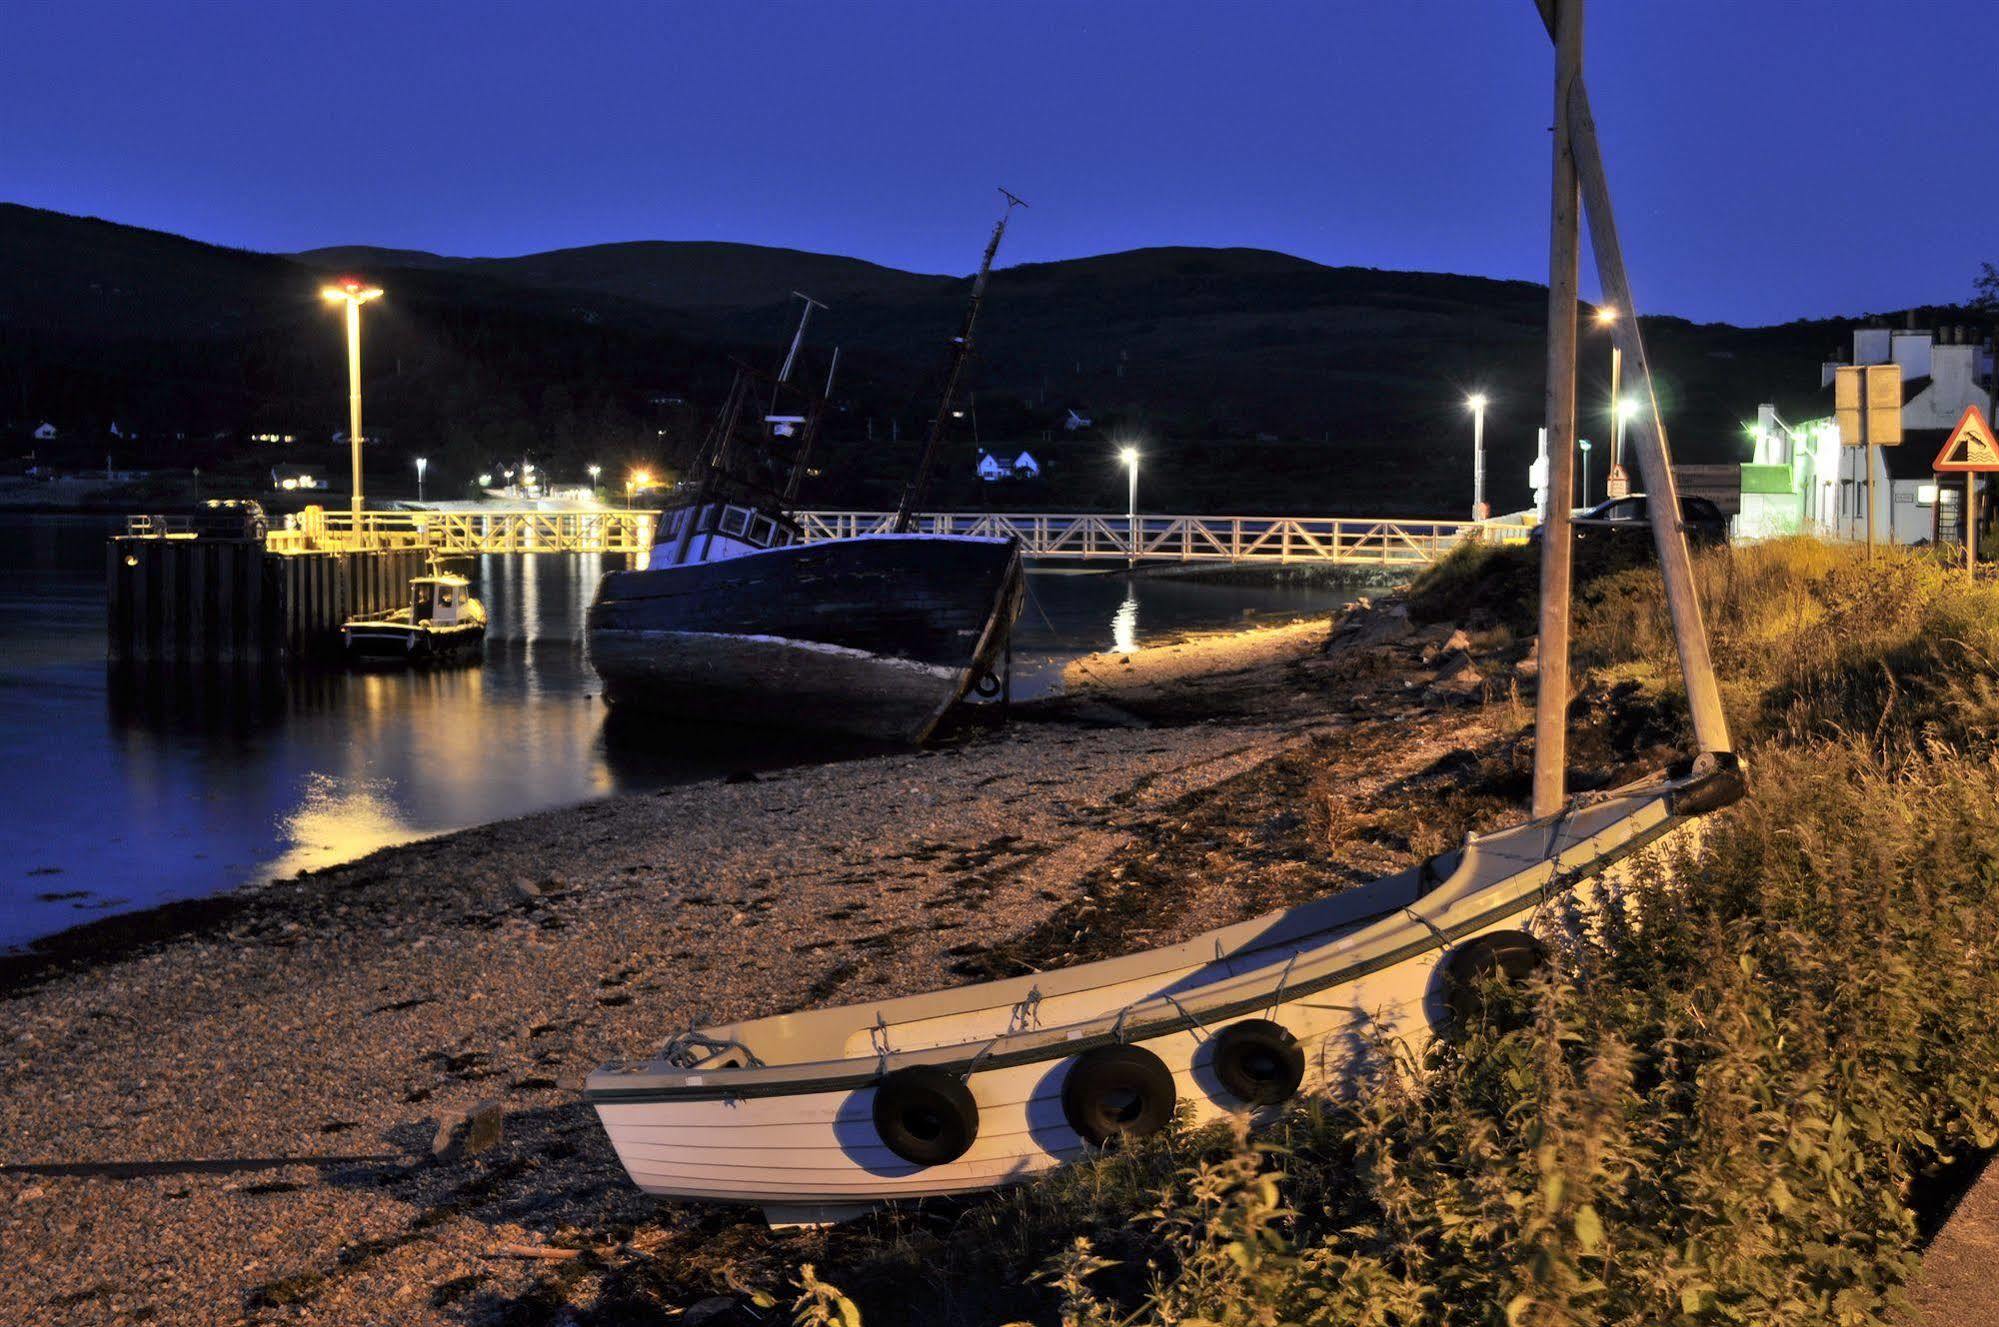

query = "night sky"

[{"left": 4, "top": 0, "right": 1992, "bottom": 327}]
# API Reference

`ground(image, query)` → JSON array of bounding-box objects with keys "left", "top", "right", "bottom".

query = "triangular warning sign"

[{"left": 1934, "top": 406, "right": 1999, "bottom": 472}]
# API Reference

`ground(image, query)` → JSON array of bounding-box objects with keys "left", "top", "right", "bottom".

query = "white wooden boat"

[{"left": 586, "top": 757, "right": 1741, "bottom": 1226}]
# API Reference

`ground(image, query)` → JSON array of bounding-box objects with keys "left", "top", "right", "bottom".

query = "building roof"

[{"left": 1885, "top": 429, "right": 1951, "bottom": 479}]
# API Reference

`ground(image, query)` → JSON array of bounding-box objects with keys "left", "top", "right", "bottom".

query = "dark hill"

[
  {"left": 0, "top": 203, "right": 1928, "bottom": 514},
  {"left": 295, "top": 239, "right": 952, "bottom": 311}
]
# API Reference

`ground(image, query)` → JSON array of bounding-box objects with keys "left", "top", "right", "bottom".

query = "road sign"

[
  {"left": 1933, "top": 405, "right": 1999, "bottom": 472},
  {"left": 1835, "top": 364, "right": 1904, "bottom": 446}
]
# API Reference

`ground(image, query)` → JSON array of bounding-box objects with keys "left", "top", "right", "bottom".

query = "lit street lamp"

[
  {"left": 1596, "top": 305, "right": 1630, "bottom": 498},
  {"left": 320, "top": 278, "right": 384, "bottom": 530},
  {"left": 1120, "top": 446, "right": 1140, "bottom": 570},
  {"left": 1466, "top": 393, "right": 1489, "bottom": 521},
  {"left": 587, "top": 463, "right": 602, "bottom": 499},
  {"left": 414, "top": 455, "right": 427, "bottom": 503},
  {"left": 1578, "top": 438, "right": 1594, "bottom": 508}
]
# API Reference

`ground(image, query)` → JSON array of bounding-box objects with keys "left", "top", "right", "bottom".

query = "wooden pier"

[{"left": 107, "top": 535, "right": 428, "bottom": 666}]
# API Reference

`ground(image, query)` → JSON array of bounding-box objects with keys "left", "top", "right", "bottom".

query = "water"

[{"left": 0, "top": 515, "right": 1357, "bottom": 948}]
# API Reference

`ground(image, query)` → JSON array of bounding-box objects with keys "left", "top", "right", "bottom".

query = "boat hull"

[
  {"left": 341, "top": 620, "right": 486, "bottom": 664},
  {"left": 587, "top": 535, "right": 1023, "bottom": 743},
  {"left": 586, "top": 765, "right": 1736, "bottom": 1222}
]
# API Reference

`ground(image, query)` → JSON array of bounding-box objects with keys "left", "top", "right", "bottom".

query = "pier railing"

[
  {"left": 793, "top": 511, "right": 1532, "bottom": 566},
  {"left": 254, "top": 508, "right": 658, "bottom": 557},
  {"left": 124, "top": 507, "right": 1528, "bottom": 566}
]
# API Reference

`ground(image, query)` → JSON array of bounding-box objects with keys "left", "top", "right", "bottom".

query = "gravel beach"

[{"left": 1, "top": 608, "right": 1523, "bottom": 1326}]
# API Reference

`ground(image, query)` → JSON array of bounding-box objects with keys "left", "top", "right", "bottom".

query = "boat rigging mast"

[{"left": 891, "top": 188, "right": 1027, "bottom": 533}]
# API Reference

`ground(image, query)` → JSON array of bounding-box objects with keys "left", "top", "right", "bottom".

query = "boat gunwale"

[{"left": 588, "top": 772, "right": 1702, "bottom": 1106}]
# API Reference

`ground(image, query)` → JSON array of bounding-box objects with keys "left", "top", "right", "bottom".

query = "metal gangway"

[
  {"left": 795, "top": 511, "right": 1532, "bottom": 566},
  {"left": 129, "top": 505, "right": 1527, "bottom": 566}
]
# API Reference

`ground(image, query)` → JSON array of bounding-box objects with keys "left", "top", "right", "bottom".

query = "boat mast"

[
  {"left": 1530, "top": 0, "right": 1735, "bottom": 814},
  {"left": 891, "top": 188, "right": 1027, "bottom": 534}
]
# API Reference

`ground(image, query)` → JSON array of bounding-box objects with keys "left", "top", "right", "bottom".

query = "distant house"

[
  {"left": 1742, "top": 321, "right": 1997, "bottom": 546},
  {"left": 1063, "top": 409, "right": 1093, "bottom": 432},
  {"left": 975, "top": 450, "right": 1043, "bottom": 482},
  {"left": 32, "top": 422, "right": 56, "bottom": 441}
]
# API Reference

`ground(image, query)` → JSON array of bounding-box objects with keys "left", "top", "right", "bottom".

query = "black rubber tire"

[
  {"left": 872, "top": 1066, "right": 978, "bottom": 1167},
  {"left": 1440, "top": 929, "right": 1547, "bottom": 1029},
  {"left": 1210, "top": 1019, "right": 1306, "bottom": 1106},
  {"left": 1061, "top": 1044, "right": 1177, "bottom": 1146}
]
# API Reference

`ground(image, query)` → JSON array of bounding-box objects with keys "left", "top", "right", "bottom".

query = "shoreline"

[{"left": 1, "top": 606, "right": 1526, "bottom": 1326}]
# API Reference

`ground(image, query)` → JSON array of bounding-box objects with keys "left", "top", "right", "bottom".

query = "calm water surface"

[{"left": 0, "top": 515, "right": 1355, "bottom": 947}]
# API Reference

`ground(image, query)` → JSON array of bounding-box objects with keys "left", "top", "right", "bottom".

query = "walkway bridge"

[{"left": 132, "top": 507, "right": 1529, "bottom": 567}]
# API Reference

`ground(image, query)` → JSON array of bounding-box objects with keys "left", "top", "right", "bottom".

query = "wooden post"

[
  {"left": 1969, "top": 471, "right": 1977, "bottom": 576},
  {"left": 1556, "top": 60, "right": 1735, "bottom": 764},
  {"left": 1532, "top": 0, "right": 1583, "bottom": 818}
]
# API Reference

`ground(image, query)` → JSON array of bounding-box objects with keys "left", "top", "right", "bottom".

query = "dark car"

[{"left": 1531, "top": 493, "right": 1729, "bottom": 552}]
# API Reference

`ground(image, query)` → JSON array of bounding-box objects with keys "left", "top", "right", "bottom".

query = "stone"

[
  {"left": 431, "top": 1099, "right": 505, "bottom": 1160},
  {"left": 15, "top": 1185, "right": 45, "bottom": 1204},
  {"left": 1330, "top": 601, "right": 1414, "bottom": 651},
  {"left": 513, "top": 878, "right": 543, "bottom": 902},
  {"left": 683, "top": 1297, "right": 739, "bottom": 1327},
  {"left": 1516, "top": 638, "right": 1540, "bottom": 678},
  {"left": 1424, "top": 651, "right": 1486, "bottom": 705}
]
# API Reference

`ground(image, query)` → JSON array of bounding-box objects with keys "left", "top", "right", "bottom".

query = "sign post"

[
  {"left": 1836, "top": 364, "right": 1904, "bottom": 557},
  {"left": 1932, "top": 404, "right": 1999, "bottom": 577}
]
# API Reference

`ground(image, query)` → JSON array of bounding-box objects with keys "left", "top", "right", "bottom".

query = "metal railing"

[
  {"left": 256, "top": 508, "right": 658, "bottom": 557},
  {"left": 793, "top": 511, "right": 1532, "bottom": 565}
]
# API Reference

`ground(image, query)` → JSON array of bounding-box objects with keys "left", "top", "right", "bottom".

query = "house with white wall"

[{"left": 1743, "top": 321, "right": 1995, "bottom": 545}]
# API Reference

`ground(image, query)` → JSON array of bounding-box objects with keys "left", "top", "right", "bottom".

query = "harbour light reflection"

[{"left": 1111, "top": 592, "right": 1140, "bottom": 654}]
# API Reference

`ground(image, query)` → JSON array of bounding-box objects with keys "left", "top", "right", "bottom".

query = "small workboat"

[
  {"left": 341, "top": 571, "right": 487, "bottom": 664},
  {"left": 584, "top": 759, "right": 1740, "bottom": 1227}
]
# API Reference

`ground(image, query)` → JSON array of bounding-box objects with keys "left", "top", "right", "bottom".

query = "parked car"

[{"left": 1531, "top": 494, "right": 1729, "bottom": 552}]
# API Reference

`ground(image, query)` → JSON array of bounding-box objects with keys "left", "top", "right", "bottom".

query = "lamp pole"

[
  {"left": 1121, "top": 446, "right": 1139, "bottom": 570},
  {"left": 320, "top": 278, "right": 383, "bottom": 533},
  {"left": 588, "top": 463, "right": 602, "bottom": 499},
  {"left": 1597, "top": 305, "right": 1630, "bottom": 499},
  {"left": 1467, "top": 393, "right": 1489, "bottom": 520},
  {"left": 414, "top": 455, "right": 427, "bottom": 502},
  {"left": 1579, "top": 438, "right": 1593, "bottom": 507}
]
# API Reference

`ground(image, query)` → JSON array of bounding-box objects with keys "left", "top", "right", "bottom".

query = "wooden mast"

[
  {"left": 1532, "top": 0, "right": 1583, "bottom": 817},
  {"left": 1533, "top": 0, "right": 1735, "bottom": 768}
]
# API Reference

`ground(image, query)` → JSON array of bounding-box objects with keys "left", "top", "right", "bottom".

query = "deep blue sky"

[{"left": 3, "top": 1, "right": 1991, "bottom": 326}]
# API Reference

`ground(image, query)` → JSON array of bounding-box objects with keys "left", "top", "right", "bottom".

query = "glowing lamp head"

[
  {"left": 1467, "top": 393, "right": 1488, "bottom": 412},
  {"left": 587, "top": 464, "right": 601, "bottom": 478},
  {"left": 1119, "top": 447, "right": 1139, "bottom": 466},
  {"left": 628, "top": 468, "right": 653, "bottom": 491},
  {"left": 1616, "top": 397, "right": 1639, "bottom": 421},
  {"left": 1595, "top": 305, "right": 1618, "bottom": 325},
  {"left": 320, "top": 278, "right": 384, "bottom": 305}
]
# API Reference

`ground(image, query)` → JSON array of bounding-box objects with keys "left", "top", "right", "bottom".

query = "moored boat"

[{"left": 342, "top": 571, "right": 487, "bottom": 664}]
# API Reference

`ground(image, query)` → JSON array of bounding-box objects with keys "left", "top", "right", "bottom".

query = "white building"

[
  {"left": 974, "top": 450, "right": 1043, "bottom": 482},
  {"left": 32, "top": 422, "right": 57, "bottom": 441},
  {"left": 1743, "top": 322, "right": 1995, "bottom": 545}
]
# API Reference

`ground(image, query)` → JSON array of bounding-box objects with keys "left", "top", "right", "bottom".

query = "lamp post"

[
  {"left": 587, "top": 463, "right": 602, "bottom": 499},
  {"left": 414, "top": 455, "right": 427, "bottom": 503},
  {"left": 320, "top": 278, "right": 384, "bottom": 532},
  {"left": 1596, "top": 305, "right": 1630, "bottom": 498},
  {"left": 1466, "top": 393, "right": 1489, "bottom": 521},
  {"left": 1120, "top": 446, "right": 1140, "bottom": 570},
  {"left": 1578, "top": 438, "right": 1594, "bottom": 508}
]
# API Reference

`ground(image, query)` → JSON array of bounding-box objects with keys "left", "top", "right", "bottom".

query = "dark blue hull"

[{"left": 586, "top": 535, "right": 1023, "bottom": 742}]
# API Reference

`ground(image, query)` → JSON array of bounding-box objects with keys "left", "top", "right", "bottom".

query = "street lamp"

[
  {"left": 1595, "top": 305, "right": 1629, "bottom": 497},
  {"left": 1578, "top": 438, "right": 1594, "bottom": 508},
  {"left": 319, "top": 278, "right": 384, "bottom": 530},
  {"left": 1120, "top": 446, "right": 1140, "bottom": 570},
  {"left": 1466, "top": 393, "right": 1489, "bottom": 521},
  {"left": 587, "top": 463, "right": 602, "bottom": 499},
  {"left": 414, "top": 455, "right": 427, "bottom": 503}
]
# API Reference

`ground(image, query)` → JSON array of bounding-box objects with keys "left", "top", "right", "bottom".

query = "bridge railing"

[
  {"left": 259, "top": 508, "right": 657, "bottom": 556},
  {"left": 793, "top": 511, "right": 1532, "bottom": 565}
]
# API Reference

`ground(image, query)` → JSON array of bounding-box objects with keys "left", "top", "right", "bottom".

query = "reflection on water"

[
  {"left": 0, "top": 516, "right": 1361, "bottom": 947},
  {"left": 1110, "top": 592, "right": 1141, "bottom": 655}
]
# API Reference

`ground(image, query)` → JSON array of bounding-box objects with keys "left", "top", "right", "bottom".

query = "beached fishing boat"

[
  {"left": 341, "top": 571, "right": 486, "bottom": 664},
  {"left": 588, "top": 193, "right": 1029, "bottom": 743},
  {"left": 584, "top": 759, "right": 1740, "bottom": 1226}
]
